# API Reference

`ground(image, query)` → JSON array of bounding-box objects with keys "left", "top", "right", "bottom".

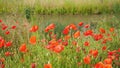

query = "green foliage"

[
  {"left": 0, "top": 0, "right": 120, "bottom": 15},
  {"left": 0, "top": 14, "right": 120, "bottom": 68},
  {"left": 25, "top": 8, "right": 31, "bottom": 22}
]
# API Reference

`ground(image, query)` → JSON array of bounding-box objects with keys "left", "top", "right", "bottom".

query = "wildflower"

[
  {"left": 5, "top": 51, "right": 11, "bottom": 56},
  {"left": 70, "top": 24, "right": 77, "bottom": 30},
  {"left": 44, "top": 63, "right": 52, "bottom": 68},
  {"left": 64, "top": 35, "right": 70, "bottom": 40},
  {"left": 104, "top": 58, "right": 112, "bottom": 64},
  {"left": 109, "top": 27, "right": 114, "bottom": 32},
  {"left": 90, "top": 49, "right": 98, "bottom": 58},
  {"left": 92, "top": 34, "right": 103, "bottom": 41},
  {"left": 62, "top": 41, "right": 68, "bottom": 46},
  {"left": 0, "top": 64, "right": 5, "bottom": 68},
  {"left": 0, "top": 39, "right": 5, "bottom": 48},
  {"left": 84, "top": 30, "right": 93, "bottom": 36},
  {"left": 31, "top": 63, "right": 36, "bottom": 68},
  {"left": 94, "top": 62, "right": 104, "bottom": 68},
  {"left": 84, "top": 24, "right": 90, "bottom": 28},
  {"left": 84, "top": 41, "right": 90, "bottom": 46},
  {"left": 30, "top": 25, "right": 39, "bottom": 32},
  {"left": 5, "top": 41, "right": 12, "bottom": 47},
  {"left": 0, "top": 19, "right": 2, "bottom": 23},
  {"left": 99, "top": 28, "right": 105, "bottom": 34},
  {"left": 63, "top": 28, "right": 69, "bottom": 35},
  {"left": 19, "top": 44, "right": 27, "bottom": 53},
  {"left": 11, "top": 25, "right": 16, "bottom": 29},
  {"left": 29, "top": 36, "right": 36, "bottom": 45},
  {"left": 92, "top": 50, "right": 98, "bottom": 58},
  {"left": 5, "top": 30, "right": 10, "bottom": 35},
  {"left": 45, "top": 24, "right": 55, "bottom": 32},
  {"left": 104, "top": 64, "right": 112, "bottom": 68},
  {"left": 53, "top": 45, "right": 64, "bottom": 53},
  {"left": 83, "top": 56, "right": 91, "bottom": 64},
  {"left": 102, "top": 46, "right": 107, "bottom": 51},
  {"left": 2, "top": 25, "right": 7, "bottom": 30},
  {"left": 78, "top": 22, "right": 83, "bottom": 26},
  {"left": 73, "top": 31, "right": 80, "bottom": 38}
]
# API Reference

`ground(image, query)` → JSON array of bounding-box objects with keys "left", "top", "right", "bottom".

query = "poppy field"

[{"left": 0, "top": 16, "right": 120, "bottom": 68}]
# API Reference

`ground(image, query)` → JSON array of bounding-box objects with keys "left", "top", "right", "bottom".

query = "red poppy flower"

[
  {"left": 30, "top": 25, "right": 39, "bottom": 32},
  {"left": 53, "top": 45, "right": 64, "bottom": 53},
  {"left": 84, "top": 24, "right": 90, "bottom": 28},
  {"left": 64, "top": 35, "right": 70, "bottom": 40},
  {"left": 0, "top": 36, "right": 2, "bottom": 41},
  {"left": 102, "top": 46, "right": 107, "bottom": 51},
  {"left": 83, "top": 56, "right": 91, "bottom": 64},
  {"left": 108, "top": 51, "right": 114, "bottom": 56},
  {"left": 19, "top": 44, "right": 27, "bottom": 53},
  {"left": 84, "top": 41, "right": 90, "bottom": 46},
  {"left": 5, "top": 30, "right": 10, "bottom": 35},
  {"left": 94, "top": 62, "right": 104, "bottom": 68},
  {"left": 5, "top": 51, "right": 11, "bottom": 56},
  {"left": 49, "top": 39, "right": 59, "bottom": 48},
  {"left": 29, "top": 36, "right": 36, "bottom": 45},
  {"left": 84, "top": 30, "right": 93, "bottom": 36},
  {"left": 92, "top": 34, "right": 103, "bottom": 41},
  {"left": 118, "top": 48, "right": 120, "bottom": 52},
  {"left": 78, "top": 22, "right": 83, "bottom": 26},
  {"left": 89, "top": 49, "right": 98, "bottom": 58},
  {"left": 92, "top": 50, "right": 98, "bottom": 58},
  {"left": 109, "top": 27, "right": 114, "bottom": 32},
  {"left": 48, "top": 23, "right": 55, "bottom": 30},
  {"left": 62, "top": 41, "right": 68, "bottom": 46},
  {"left": 104, "top": 58, "right": 112, "bottom": 64},
  {"left": 0, "top": 39, "right": 5, "bottom": 48},
  {"left": 2, "top": 25, "right": 7, "bottom": 30},
  {"left": 31, "top": 63, "right": 36, "bottom": 68},
  {"left": 44, "top": 63, "right": 52, "bottom": 68},
  {"left": 1, "top": 64, "right": 5, "bottom": 68},
  {"left": 63, "top": 28, "right": 70, "bottom": 35},
  {"left": 104, "top": 64, "right": 112, "bottom": 68},
  {"left": 99, "top": 28, "right": 105, "bottom": 34},
  {"left": 5, "top": 41, "right": 12, "bottom": 47},
  {"left": 73, "top": 31, "right": 80, "bottom": 38},
  {"left": 70, "top": 24, "right": 77, "bottom": 30},
  {"left": 0, "top": 19, "right": 2, "bottom": 23},
  {"left": 11, "top": 25, "right": 16, "bottom": 29},
  {"left": 45, "top": 24, "right": 55, "bottom": 32}
]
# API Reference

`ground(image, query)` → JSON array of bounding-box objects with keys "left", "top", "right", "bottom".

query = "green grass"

[
  {"left": 0, "top": 15, "right": 120, "bottom": 68},
  {"left": 0, "top": 0, "right": 120, "bottom": 15}
]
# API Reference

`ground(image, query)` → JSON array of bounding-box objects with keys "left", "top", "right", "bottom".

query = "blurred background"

[{"left": 0, "top": 0, "right": 120, "bottom": 15}]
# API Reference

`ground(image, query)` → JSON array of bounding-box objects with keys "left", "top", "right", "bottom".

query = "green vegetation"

[
  {"left": 0, "top": 15, "right": 120, "bottom": 68},
  {"left": 0, "top": 0, "right": 120, "bottom": 15},
  {"left": 0, "top": 0, "right": 120, "bottom": 68}
]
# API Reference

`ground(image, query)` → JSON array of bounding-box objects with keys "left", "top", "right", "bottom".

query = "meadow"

[
  {"left": 0, "top": 0, "right": 120, "bottom": 15},
  {"left": 0, "top": 0, "right": 120, "bottom": 68},
  {"left": 0, "top": 14, "right": 120, "bottom": 68}
]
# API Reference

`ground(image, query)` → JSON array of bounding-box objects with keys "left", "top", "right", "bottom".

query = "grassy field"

[
  {"left": 0, "top": 15, "right": 120, "bottom": 68},
  {"left": 0, "top": 0, "right": 120, "bottom": 68},
  {"left": 0, "top": 0, "right": 120, "bottom": 15}
]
